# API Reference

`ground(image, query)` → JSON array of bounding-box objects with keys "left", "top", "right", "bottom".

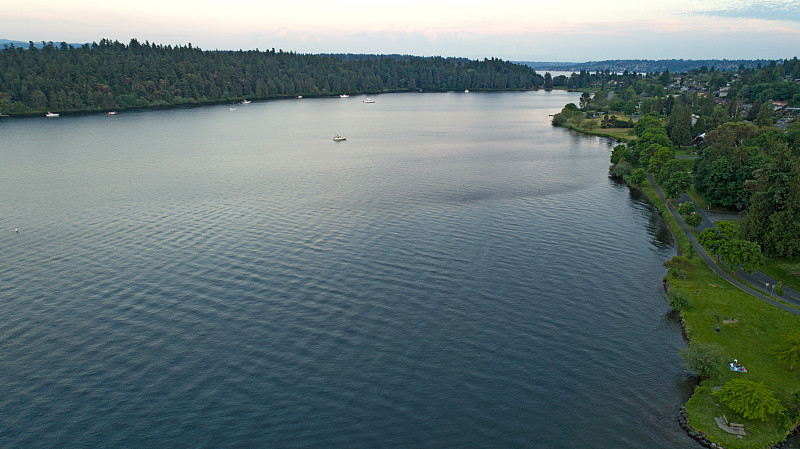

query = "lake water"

[{"left": 0, "top": 91, "right": 697, "bottom": 447}]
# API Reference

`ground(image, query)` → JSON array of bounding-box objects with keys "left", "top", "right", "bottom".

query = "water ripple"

[{"left": 0, "top": 92, "right": 693, "bottom": 448}]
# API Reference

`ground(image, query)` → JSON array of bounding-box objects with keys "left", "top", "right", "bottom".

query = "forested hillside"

[{"left": 0, "top": 39, "right": 542, "bottom": 115}]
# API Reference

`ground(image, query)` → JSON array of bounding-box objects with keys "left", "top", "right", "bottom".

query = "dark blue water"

[{"left": 0, "top": 91, "right": 696, "bottom": 448}]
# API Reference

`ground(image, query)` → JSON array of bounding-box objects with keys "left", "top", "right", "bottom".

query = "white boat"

[
  {"left": 464, "top": 89, "right": 469, "bottom": 93},
  {"left": 297, "top": 95, "right": 303, "bottom": 99},
  {"left": 339, "top": 94, "right": 350, "bottom": 98},
  {"left": 108, "top": 111, "right": 117, "bottom": 116},
  {"left": 241, "top": 99, "right": 251, "bottom": 104},
  {"left": 363, "top": 98, "right": 375, "bottom": 103},
  {"left": 45, "top": 112, "right": 59, "bottom": 118},
  {"left": 333, "top": 134, "right": 346, "bottom": 141}
]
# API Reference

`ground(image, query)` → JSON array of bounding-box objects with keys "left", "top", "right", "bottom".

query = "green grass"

[
  {"left": 760, "top": 257, "right": 800, "bottom": 293},
  {"left": 675, "top": 148, "right": 699, "bottom": 157},
  {"left": 598, "top": 127, "right": 636, "bottom": 141},
  {"left": 713, "top": 220, "right": 741, "bottom": 231},
  {"left": 638, "top": 182, "right": 695, "bottom": 257},
  {"left": 675, "top": 158, "right": 695, "bottom": 172},
  {"left": 687, "top": 187, "right": 710, "bottom": 210},
  {"left": 639, "top": 180, "right": 800, "bottom": 449},
  {"left": 676, "top": 266, "right": 800, "bottom": 449},
  {"left": 561, "top": 122, "right": 634, "bottom": 143}
]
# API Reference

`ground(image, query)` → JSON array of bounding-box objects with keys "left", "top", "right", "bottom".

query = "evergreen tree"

[
  {"left": 755, "top": 103, "right": 774, "bottom": 127},
  {"left": 669, "top": 101, "right": 693, "bottom": 147},
  {"left": 544, "top": 72, "right": 553, "bottom": 90}
]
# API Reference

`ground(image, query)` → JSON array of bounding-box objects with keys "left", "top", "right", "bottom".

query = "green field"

[{"left": 637, "top": 179, "right": 800, "bottom": 449}]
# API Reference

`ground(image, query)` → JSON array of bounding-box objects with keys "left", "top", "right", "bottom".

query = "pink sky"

[{"left": 3, "top": 0, "right": 799, "bottom": 60}]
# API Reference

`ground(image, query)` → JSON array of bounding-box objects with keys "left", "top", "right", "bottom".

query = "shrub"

[
  {"left": 629, "top": 168, "right": 646, "bottom": 186},
  {"left": 680, "top": 343, "right": 723, "bottom": 379},
  {"left": 667, "top": 289, "right": 691, "bottom": 311},
  {"left": 678, "top": 202, "right": 696, "bottom": 216},
  {"left": 685, "top": 212, "right": 702, "bottom": 228},
  {"left": 609, "top": 161, "right": 632, "bottom": 178},
  {"left": 712, "top": 378, "right": 786, "bottom": 421},
  {"left": 775, "top": 333, "right": 800, "bottom": 370},
  {"left": 610, "top": 144, "right": 632, "bottom": 164},
  {"left": 663, "top": 255, "right": 695, "bottom": 278},
  {"left": 774, "top": 282, "right": 785, "bottom": 296}
]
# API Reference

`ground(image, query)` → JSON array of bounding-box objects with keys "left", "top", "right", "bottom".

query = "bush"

[
  {"left": 712, "top": 378, "right": 786, "bottom": 421},
  {"left": 685, "top": 212, "right": 702, "bottom": 228},
  {"left": 610, "top": 144, "right": 632, "bottom": 164},
  {"left": 678, "top": 202, "right": 696, "bottom": 216},
  {"left": 774, "top": 282, "right": 785, "bottom": 296},
  {"left": 663, "top": 255, "right": 695, "bottom": 278},
  {"left": 680, "top": 343, "right": 723, "bottom": 379},
  {"left": 775, "top": 333, "right": 800, "bottom": 370},
  {"left": 667, "top": 289, "right": 691, "bottom": 311},
  {"left": 629, "top": 168, "right": 646, "bottom": 186},
  {"left": 609, "top": 161, "right": 632, "bottom": 178},
  {"left": 615, "top": 119, "right": 631, "bottom": 128}
]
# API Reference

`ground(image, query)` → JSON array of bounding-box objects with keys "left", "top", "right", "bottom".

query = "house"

[{"left": 770, "top": 101, "right": 789, "bottom": 111}]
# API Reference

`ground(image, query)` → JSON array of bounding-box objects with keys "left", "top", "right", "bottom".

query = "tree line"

[
  {"left": 588, "top": 58, "right": 800, "bottom": 258},
  {"left": 0, "top": 39, "right": 543, "bottom": 115}
]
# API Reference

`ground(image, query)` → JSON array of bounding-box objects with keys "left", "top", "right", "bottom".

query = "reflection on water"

[{"left": 0, "top": 91, "right": 695, "bottom": 448}]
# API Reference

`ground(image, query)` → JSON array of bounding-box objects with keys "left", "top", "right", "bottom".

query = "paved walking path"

[
  {"left": 649, "top": 174, "right": 800, "bottom": 316},
  {"left": 674, "top": 193, "right": 800, "bottom": 306}
]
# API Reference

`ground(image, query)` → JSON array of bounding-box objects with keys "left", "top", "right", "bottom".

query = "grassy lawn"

[
  {"left": 675, "top": 147, "right": 699, "bottom": 157},
  {"left": 565, "top": 117, "right": 636, "bottom": 143},
  {"left": 713, "top": 220, "right": 741, "bottom": 231},
  {"left": 673, "top": 266, "right": 800, "bottom": 449},
  {"left": 599, "top": 127, "right": 636, "bottom": 141},
  {"left": 760, "top": 257, "right": 800, "bottom": 293},
  {"left": 638, "top": 180, "right": 800, "bottom": 449},
  {"left": 638, "top": 180, "right": 695, "bottom": 257},
  {"left": 675, "top": 158, "right": 695, "bottom": 172},
  {"left": 687, "top": 187, "right": 710, "bottom": 210}
]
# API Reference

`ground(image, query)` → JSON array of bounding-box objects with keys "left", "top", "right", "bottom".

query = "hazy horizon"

[{"left": 2, "top": 0, "right": 799, "bottom": 61}]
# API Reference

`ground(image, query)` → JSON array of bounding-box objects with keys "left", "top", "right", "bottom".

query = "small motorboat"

[
  {"left": 333, "top": 134, "right": 346, "bottom": 142},
  {"left": 45, "top": 112, "right": 59, "bottom": 118},
  {"left": 241, "top": 99, "right": 251, "bottom": 104},
  {"left": 108, "top": 111, "right": 117, "bottom": 116},
  {"left": 363, "top": 98, "right": 375, "bottom": 103},
  {"left": 339, "top": 94, "right": 350, "bottom": 98},
  {"left": 464, "top": 89, "right": 469, "bottom": 93}
]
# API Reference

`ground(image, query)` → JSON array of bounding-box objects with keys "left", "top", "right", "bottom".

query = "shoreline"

[
  {"left": 558, "top": 122, "right": 635, "bottom": 144},
  {"left": 638, "top": 172, "right": 800, "bottom": 449},
  {"left": 0, "top": 88, "right": 536, "bottom": 119},
  {"left": 586, "top": 130, "right": 800, "bottom": 448}
]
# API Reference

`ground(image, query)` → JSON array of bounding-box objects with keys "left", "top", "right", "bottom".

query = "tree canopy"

[
  {"left": 712, "top": 378, "right": 786, "bottom": 422},
  {"left": 0, "top": 39, "right": 541, "bottom": 114}
]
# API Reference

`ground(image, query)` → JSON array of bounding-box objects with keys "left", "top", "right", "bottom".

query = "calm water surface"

[{"left": 1, "top": 91, "right": 698, "bottom": 447}]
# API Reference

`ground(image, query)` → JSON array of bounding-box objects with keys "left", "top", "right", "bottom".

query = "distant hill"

[
  {"left": 319, "top": 53, "right": 473, "bottom": 64},
  {"left": 0, "top": 39, "right": 541, "bottom": 116},
  {"left": 516, "top": 59, "right": 773, "bottom": 73}
]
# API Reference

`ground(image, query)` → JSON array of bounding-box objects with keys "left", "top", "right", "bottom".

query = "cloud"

[{"left": 691, "top": 0, "right": 800, "bottom": 23}]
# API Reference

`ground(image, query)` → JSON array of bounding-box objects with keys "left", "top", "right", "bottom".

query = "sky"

[{"left": 2, "top": 0, "right": 799, "bottom": 61}]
